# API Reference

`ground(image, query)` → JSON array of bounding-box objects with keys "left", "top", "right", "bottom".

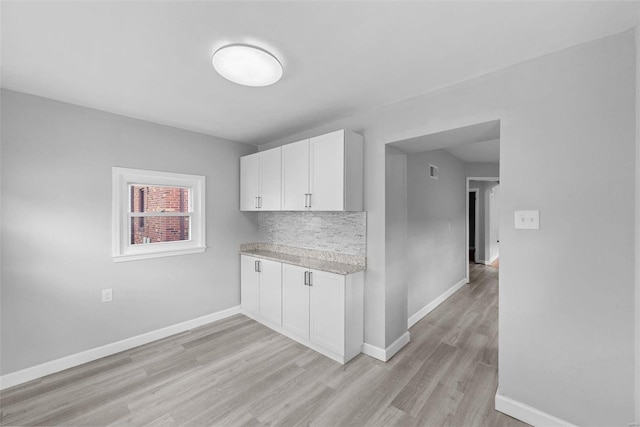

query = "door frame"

[
  {"left": 468, "top": 188, "right": 480, "bottom": 264},
  {"left": 466, "top": 177, "right": 499, "bottom": 283}
]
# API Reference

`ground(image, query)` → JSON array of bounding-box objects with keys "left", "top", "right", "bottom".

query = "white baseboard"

[
  {"left": 488, "top": 254, "right": 499, "bottom": 264},
  {"left": 495, "top": 393, "right": 578, "bottom": 427},
  {"left": 362, "top": 331, "right": 410, "bottom": 362},
  {"left": 0, "top": 306, "right": 241, "bottom": 390},
  {"left": 407, "top": 278, "right": 467, "bottom": 328},
  {"left": 361, "top": 342, "right": 386, "bottom": 361}
]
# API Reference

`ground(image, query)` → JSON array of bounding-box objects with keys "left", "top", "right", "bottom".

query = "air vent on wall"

[{"left": 429, "top": 164, "right": 439, "bottom": 179}]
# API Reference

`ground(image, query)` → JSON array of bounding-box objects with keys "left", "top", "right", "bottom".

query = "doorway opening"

[
  {"left": 384, "top": 118, "right": 504, "bottom": 418},
  {"left": 466, "top": 178, "right": 500, "bottom": 280}
]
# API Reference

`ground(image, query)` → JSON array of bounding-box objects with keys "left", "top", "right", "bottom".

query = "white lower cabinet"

[
  {"left": 282, "top": 264, "right": 310, "bottom": 340},
  {"left": 240, "top": 255, "right": 260, "bottom": 317},
  {"left": 240, "top": 255, "right": 282, "bottom": 327},
  {"left": 309, "top": 269, "right": 345, "bottom": 356},
  {"left": 281, "top": 263, "right": 363, "bottom": 363},
  {"left": 241, "top": 255, "right": 364, "bottom": 364}
]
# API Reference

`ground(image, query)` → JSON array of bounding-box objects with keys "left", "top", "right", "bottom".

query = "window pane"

[
  {"left": 130, "top": 185, "right": 190, "bottom": 213},
  {"left": 131, "top": 216, "right": 190, "bottom": 244}
]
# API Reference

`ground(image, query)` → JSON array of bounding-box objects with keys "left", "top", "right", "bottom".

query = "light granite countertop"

[{"left": 239, "top": 243, "right": 366, "bottom": 275}]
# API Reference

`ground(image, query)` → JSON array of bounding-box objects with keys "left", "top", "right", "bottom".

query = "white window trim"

[{"left": 112, "top": 167, "right": 206, "bottom": 262}]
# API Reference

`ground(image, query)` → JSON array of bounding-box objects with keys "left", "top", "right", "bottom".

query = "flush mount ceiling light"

[{"left": 212, "top": 44, "right": 283, "bottom": 87}]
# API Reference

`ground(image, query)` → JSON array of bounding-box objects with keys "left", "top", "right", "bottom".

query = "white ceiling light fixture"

[{"left": 212, "top": 44, "right": 283, "bottom": 87}]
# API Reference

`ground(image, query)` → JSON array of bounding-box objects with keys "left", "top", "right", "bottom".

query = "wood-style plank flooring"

[{"left": 1, "top": 263, "right": 528, "bottom": 426}]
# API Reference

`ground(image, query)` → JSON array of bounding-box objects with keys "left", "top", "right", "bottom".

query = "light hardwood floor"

[{"left": 1, "top": 263, "right": 528, "bottom": 426}]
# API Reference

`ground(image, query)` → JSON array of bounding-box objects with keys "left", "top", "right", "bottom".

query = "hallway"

[
  {"left": 0, "top": 265, "right": 526, "bottom": 426},
  {"left": 385, "top": 262, "right": 524, "bottom": 426}
]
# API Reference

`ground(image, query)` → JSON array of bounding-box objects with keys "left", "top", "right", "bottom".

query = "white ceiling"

[
  {"left": 389, "top": 119, "right": 500, "bottom": 162},
  {"left": 444, "top": 138, "right": 500, "bottom": 163},
  {"left": 2, "top": 1, "right": 638, "bottom": 145}
]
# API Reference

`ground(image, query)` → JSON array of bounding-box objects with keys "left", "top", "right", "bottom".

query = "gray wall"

[
  {"left": 466, "top": 162, "right": 499, "bottom": 178},
  {"left": 0, "top": 90, "right": 258, "bottom": 375},
  {"left": 384, "top": 146, "right": 408, "bottom": 341},
  {"left": 263, "top": 31, "right": 636, "bottom": 425},
  {"left": 636, "top": 16, "right": 640, "bottom": 423},
  {"left": 406, "top": 150, "right": 466, "bottom": 319},
  {"left": 635, "top": 16, "right": 640, "bottom": 421}
]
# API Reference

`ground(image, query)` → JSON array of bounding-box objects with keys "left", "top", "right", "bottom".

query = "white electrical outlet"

[{"left": 102, "top": 288, "right": 113, "bottom": 303}]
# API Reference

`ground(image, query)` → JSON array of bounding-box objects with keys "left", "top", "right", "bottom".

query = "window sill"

[{"left": 112, "top": 246, "right": 206, "bottom": 263}]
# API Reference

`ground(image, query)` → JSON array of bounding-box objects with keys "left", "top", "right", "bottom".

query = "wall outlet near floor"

[{"left": 101, "top": 288, "right": 113, "bottom": 303}]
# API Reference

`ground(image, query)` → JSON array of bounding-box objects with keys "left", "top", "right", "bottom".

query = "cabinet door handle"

[
  {"left": 258, "top": 196, "right": 262, "bottom": 209},
  {"left": 254, "top": 260, "right": 258, "bottom": 272},
  {"left": 304, "top": 271, "right": 308, "bottom": 285},
  {"left": 304, "top": 194, "right": 308, "bottom": 208},
  {"left": 308, "top": 271, "right": 313, "bottom": 286},
  {"left": 308, "top": 193, "right": 312, "bottom": 208},
  {"left": 255, "top": 196, "right": 258, "bottom": 209},
  {"left": 257, "top": 260, "right": 261, "bottom": 272}
]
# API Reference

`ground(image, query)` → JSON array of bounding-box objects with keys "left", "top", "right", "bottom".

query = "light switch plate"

[{"left": 515, "top": 210, "right": 539, "bottom": 229}]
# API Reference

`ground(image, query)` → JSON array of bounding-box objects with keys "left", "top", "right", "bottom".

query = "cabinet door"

[
  {"left": 259, "top": 259, "right": 282, "bottom": 326},
  {"left": 282, "top": 139, "right": 310, "bottom": 211},
  {"left": 240, "top": 153, "right": 260, "bottom": 211},
  {"left": 259, "top": 147, "right": 282, "bottom": 211},
  {"left": 309, "top": 131, "right": 344, "bottom": 211},
  {"left": 282, "top": 264, "right": 310, "bottom": 340},
  {"left": 309, "top": 269, "right": 345, "bottom": 355},
  {"left": 240, "top": 255, "right": 260, "bottom": 316}
]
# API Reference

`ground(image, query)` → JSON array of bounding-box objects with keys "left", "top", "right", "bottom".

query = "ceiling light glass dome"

[{"left": 212, "top": 44, "right": 283, "bottom": 87}]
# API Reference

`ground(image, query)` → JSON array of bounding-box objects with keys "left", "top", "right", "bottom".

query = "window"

[{"left": 112, "top": 167, "right": 206, "bottom": 262}]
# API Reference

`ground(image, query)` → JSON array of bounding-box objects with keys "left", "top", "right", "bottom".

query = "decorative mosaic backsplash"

[{"left": 257, "top": 211, "right": 366, "bottom": 257}]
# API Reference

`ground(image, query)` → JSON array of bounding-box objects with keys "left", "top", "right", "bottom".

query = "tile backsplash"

[{"left": 257, "top": 211, "right": 366, "bottom": 257}]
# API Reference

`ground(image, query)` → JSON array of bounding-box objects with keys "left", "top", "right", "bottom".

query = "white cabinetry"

[
  {"left": 282, "top": 264, "right": 310, "bottom": 339},
  {"left": 241, "top": 254, "right": 364, "bottom": 364},
  {"left": 281, "top": 263, "right": 363, "bottom": 363},
  {"left": 309, "top": 269, "right": 346, "bottom": 355},
  {"left": 240, "top": 147, "right": 282, "bottom": 211},
  {"left": 240, "top": 255, "right": 260, "bottom": 316},
  {"left": 240, "top": 255, "right": 282, "bottom": 327},
  {"left": 281, "top": 129, "right": 364, "bottom": 211}
]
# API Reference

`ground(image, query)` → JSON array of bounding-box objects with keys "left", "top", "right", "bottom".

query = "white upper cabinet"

[
  {"left": 241, "top": 129, "right": 363, "bottom": 212},
  {"left": 240, "top": 153, "right": 260, "bottom": 211},
  {"left": 240, "top": 147, "right": 282, "bottom": 211},
  {"left": 282, "top": 129, "right": 363, "bottom": 211},
  {"left": 259, "top": 147, "right": 282, "bottom": 211},
  {"left": 281, "top": 139, "right": 310, "bottom": 211}
]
